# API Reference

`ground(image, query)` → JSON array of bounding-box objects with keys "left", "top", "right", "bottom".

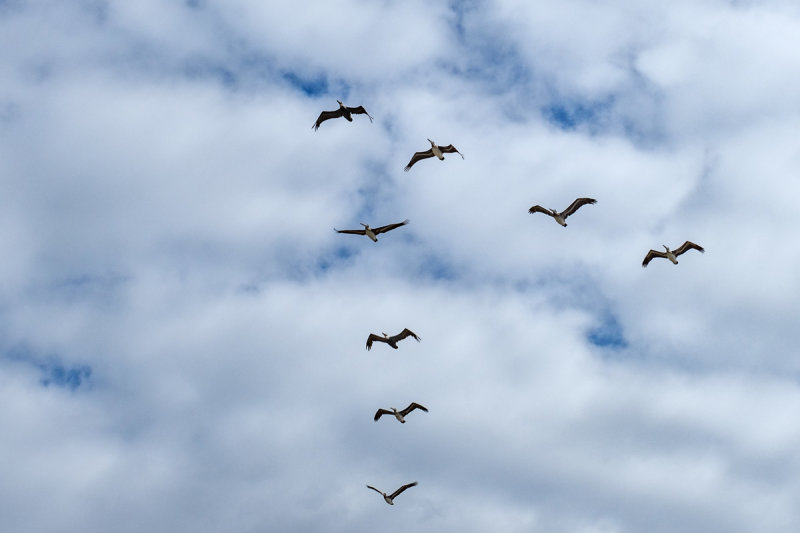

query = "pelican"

[
  {"left": 366, "top": 482, "right": 418, "bottom": 505},
  {"left": 374, "top": 402, "right": 428, "bottom": 423},
  {"left": 528, "top": 198, "right": 597, "bottom": 227},
  {"left": 312, "top": 100, "right": 373, "bottom": 131},
  {"left": 334, "top": 219, "right": 409, "bottom": 242},
  {"left": 642, "top": 241, "right": 705, "bottom": 267},
  {"left": 404, "top": 139, "right": 463, "bottom": 171},
  {"left": 366, "top": 328, "right": 420, "bottom": 350}
]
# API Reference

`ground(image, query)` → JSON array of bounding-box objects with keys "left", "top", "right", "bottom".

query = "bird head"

[
  {"left": 336, "top": 99, "right": 344, "bottom": 106},
  {"left": 360, "top": 223, "right": 370, "bottom": 229},
  {"left": 662, "top": 245, "right": 670, "bottom": 252},
  {"left": 382, "top": 332, "right": 389, "bottom": 338},
  {"left": 427, "top": 138, "right": 435, "bottom": 146}
]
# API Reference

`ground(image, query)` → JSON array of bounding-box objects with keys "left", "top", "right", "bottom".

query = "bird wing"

[
  {"left": 439, "top": 144, "right": 464, "bottom": 159},
  {"left": 372, "top": 219, "right": 409, "bottom": 235},
  {"left": 345, "top": 105, "right": 373, "bottom": 122},
  {"left": 366, "top": 333, "right": 387, "bottom": 351},
  {"left": 389, "top": 482, "right": 418, "bottom": 500},
  {"left": 404, "top": 149, "right": 434, "bottom": 171},
  {"left": 642, "top": 249, "right": 668, "bottom": 267},
  {"left": 312, "top": 109, "right": 345, "bottom": 130},
  {"left": 560, "top": 197, "right": 597, "bottom": 218},
  {"left": 334, "top": 228, "right": 367, "bottom": 235},
  {"left": 393, "top": 328, "right": 420, "bottom": 343},
  {"left": 673, "top": 240, "right": 705, "bottom": 257},
  {"left": 528, "top": 205, "right": 553, "bottom": 216},
  {"left": 400, "top": 402, "right": 428, "bottom": 416},
  {"left": 374, "top": 409, "right": 393, "bottom": 421},
  {"left": 366, "top": 485, "right": 384, "bottom": 495}
]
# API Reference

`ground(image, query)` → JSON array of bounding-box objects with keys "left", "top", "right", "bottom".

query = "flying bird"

[
  {"left": 334, "top": 219, "right": 409, "bottom": 242},
  {"left": 366, "top": 328, "right": 420, "bottom": 350},
  {"left": 404, "top": 139, "right": 463, "bottom": 171},
  {"left": 528, "top": 198, "right": 597, "bottom": 227},
  {"left": 642, "top": 241, "right": 705, "bottom": 267},
  {"left": 312, "top": 100, "right": 373, "bottom": 131},
  {"left": 366, "top": 482, "right": 418, "bottom": 505},
  {"left": 374, "top": 402, "right": 428, "bottom": 423}
]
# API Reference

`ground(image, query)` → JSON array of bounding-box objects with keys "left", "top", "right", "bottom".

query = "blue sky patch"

[
  {"left": 316, "top": 245, "right": 357, "bottom": 273},
  {"left": 542, "top": 97, "right": 614, "bottom": 131},
  {"left": 40, "top": 362, "right": 92, "bottom": 390},
  {"left": 4, "top": 345, "right": 93, "bottom": 390},
  {"left": 282, "top": 71, "right": 329, "bottom": 97},
  {"left": 587, "top": 311, "right": 628, "bottom": 349}
]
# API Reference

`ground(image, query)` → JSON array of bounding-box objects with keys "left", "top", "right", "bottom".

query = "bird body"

[
  {"left": 366, "top": 328, "right": 420, "bottom": 350},
  {"left": 642, "top": 241, "right": 705, "bottom": 267},
  {"left": 334, "top": 220, "right": 409, "bottom": 242},
  {"left": 374, "top": 402, "right": 428, "bottom": 423},
  {"left": 367, "top": 482, "right": 418, "bottom": 505},
  {"left": 313, "top": 100, "right": 373, "bottom": 130},
  {"left": 430, "top": 142, "right": 444, "bottom": 160},
  {"left": 551, "top": 210, "right": 567, "bottom": 226},
  {"left": 404, "top": 139, "right": 463, "bottom": 171},
  {"left": 528, "top": 198, "right": 597, "bottom": 227}
]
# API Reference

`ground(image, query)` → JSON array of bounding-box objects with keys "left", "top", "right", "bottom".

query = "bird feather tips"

[
  {"left": 527, "top": 205, "right": 552, "bottom": 215},
  {"left": 674, "top": 240, "right": 705, "bottom": 255},
  {"left": 401, "top": 402, "right": 428, "bottom": 416},
  {"left": 439, "top": 144, "right": 464, "bottom": 158},
  {"left": 390, "top": 481, "right": 418, "bottom": 499}
]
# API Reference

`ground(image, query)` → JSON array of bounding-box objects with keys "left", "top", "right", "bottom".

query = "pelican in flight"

[
  {"left": 334, "top": 219, "right": 409, "bottom": 242},
  {"left": 404, "top": 139, "right": 463, "bottom": 171},
  {"left": 374, "top": 402, "right": 428, "bottom": 423},
  {"left": 528, "top": 198, "right": 597, "bottom": 227},
  {"left": 367, "top": 482, "right": 418, "bottom": 505},
  {"left": 642, "top": 241, "right": 705, "bottom": 267},
  {"left": 312, "top": 100, "right": 373, "bottom": 131},
  {"left": 366, "top": 328, "right": 420, "bottom": 350}
]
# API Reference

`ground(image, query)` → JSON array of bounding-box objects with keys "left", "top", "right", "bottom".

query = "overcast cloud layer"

[{"left": 2, "top": 1, "right": 800, "bottom": 532}]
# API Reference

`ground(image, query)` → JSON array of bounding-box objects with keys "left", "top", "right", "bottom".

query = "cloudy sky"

[{"left": 2, "top": 1, "right": 800, "bottom": 531}]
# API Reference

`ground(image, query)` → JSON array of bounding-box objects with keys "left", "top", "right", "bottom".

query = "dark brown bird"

[
  {"left": 642, "top": 241, "right": 705, "bottom": 267},
  {"left": 528, "top": 198, "right": 597, "bottom": 227},
  {"left": 366, "top": 482, "right": 418, "bottom": 505},
  {"left": 334, "top": 219, "right": 409, "bottom": 242},
  {"left": 366, "top": 328, "right": 420, "bottom": 350},
  {"left": 404, "top": 139, "right": 463, "bottom": 171},
  {"left": 374, "top": 403, "right": 428, "bottom": 423},
  {"left": 312, "top": 100, "right": 373, "bottom": 131}
]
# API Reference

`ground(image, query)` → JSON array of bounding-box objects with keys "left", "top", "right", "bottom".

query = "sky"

[{"left": 1, "top": 0, "right": 800, "bottom": 531}]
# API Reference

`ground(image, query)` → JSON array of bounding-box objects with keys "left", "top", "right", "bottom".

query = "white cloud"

[{"left": 1, "top": 1, "right": 799, "bottom": 532}]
